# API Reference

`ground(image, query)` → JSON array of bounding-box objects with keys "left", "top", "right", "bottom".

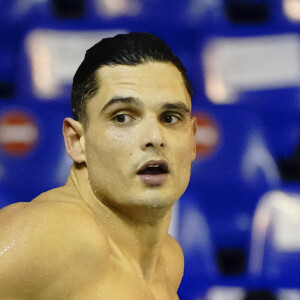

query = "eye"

[
  {"left": 161, "top": 114, "right": 181, "bottom": 124},
  {"left": 113, "top": 114, "right": 133, "bottom": 124}
]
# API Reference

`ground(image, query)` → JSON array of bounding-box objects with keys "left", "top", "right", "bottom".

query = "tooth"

[{"left": 148, "top": 164, "right": 159, "bottom": 167}]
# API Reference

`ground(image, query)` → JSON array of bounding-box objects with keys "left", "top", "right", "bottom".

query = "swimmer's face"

[{"left": 81, "top": 62, "right": 196, "bottom": 211}]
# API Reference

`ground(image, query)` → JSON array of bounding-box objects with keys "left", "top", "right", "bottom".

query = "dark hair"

[{"left": 71, "top": 32, "right": 193, "bottom": 128}]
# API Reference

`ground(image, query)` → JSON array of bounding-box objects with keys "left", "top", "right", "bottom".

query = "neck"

[
  {"left": 105, "top": 205, "right": 172, "bottom": 282},
  {"left": 71, "top": 164, "right": 173, "bottom": 283}
]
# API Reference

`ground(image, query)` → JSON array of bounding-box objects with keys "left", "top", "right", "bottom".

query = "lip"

[
  {"left": 137, "top": 160, "right": 169, "bottom": 174},
  {"left": 137, "top": 160, "right": 169, "bottom": 186},
  {"left": 138, "top": 173, "right": 168, "bottom": 186}
]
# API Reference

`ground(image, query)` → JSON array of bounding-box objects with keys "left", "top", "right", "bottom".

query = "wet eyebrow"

[
  {"left": 101, "top": 96, "right": 141, "bottom": 112},
  {"left": 161, "top": 102, "right": 191, "bottom": 114}
]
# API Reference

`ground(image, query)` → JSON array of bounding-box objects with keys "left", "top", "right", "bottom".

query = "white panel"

[
  {"left": 25, "top": 29, "right": 127, "bottom": 99},
  {"left": 203, "top": 34, "right": 300, "bottom": 103},
  {"left": 206, "top": 286, "right": 245, "bottom": 300}
]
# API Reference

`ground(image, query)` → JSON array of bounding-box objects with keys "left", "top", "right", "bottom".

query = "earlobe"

[{"left": 63, "top": 118, "right": 86, "bottom": 163}]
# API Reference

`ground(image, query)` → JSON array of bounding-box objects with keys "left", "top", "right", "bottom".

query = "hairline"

[{"left": 81, "top": 60, "right": 192, "bottom": 130}]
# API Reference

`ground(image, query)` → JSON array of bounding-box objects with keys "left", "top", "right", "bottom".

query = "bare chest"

[
  {"left": 41, "top": 254, "right": 179, "bottom": 300},
  {"left": 73, "top": 271, "right": 179, "bottom": 300}
]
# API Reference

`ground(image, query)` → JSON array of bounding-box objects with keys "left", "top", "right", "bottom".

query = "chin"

[{"left": 135, "top": 192, "right": 179, "bottom": 209}]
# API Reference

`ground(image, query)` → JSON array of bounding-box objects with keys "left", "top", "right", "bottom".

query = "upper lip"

[{"left": 137, "top": 160, "right": 169, "bottom": 174}]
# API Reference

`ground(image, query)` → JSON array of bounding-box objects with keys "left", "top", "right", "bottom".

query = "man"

[{"left": 0, "top": 32, "right": 196, "bottom": 299}]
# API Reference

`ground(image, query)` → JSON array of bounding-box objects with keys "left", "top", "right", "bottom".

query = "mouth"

[{"left": 137, "top": 160, "right": 169, "bottom": 186}]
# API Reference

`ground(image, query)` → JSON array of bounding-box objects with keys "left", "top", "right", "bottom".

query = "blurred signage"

[
  {"left": 203, "top": 34, "right": 300, "bottom": 103},
  {"left": 0, "top": 111, "right": 39, "bottom": 156},
  {"left": 193, "top": 111, "right": 220, "bottom": 159},
  {"left": 25, "top": 29, "right": 127, "bottom": 99}
]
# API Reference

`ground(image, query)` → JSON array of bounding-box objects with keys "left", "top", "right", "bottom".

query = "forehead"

[{"left": 92, "top": 62, "right": 190, "bottom": 109}]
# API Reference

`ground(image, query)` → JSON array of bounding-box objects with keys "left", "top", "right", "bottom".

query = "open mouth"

[
  {"left": 137, "top": 160, "right": 169, "bottom": 185},
  {"left": 137, "top": 161, "right": 169, "bottom": 175},
  {"left": 138, "top": 164, "right": 168, "bottom": 175}
]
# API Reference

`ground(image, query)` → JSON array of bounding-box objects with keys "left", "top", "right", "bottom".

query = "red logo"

[
  {"left": 193, "top": 112, "right": 220, "bottom": 159},
  {"left": 0, "top": 111, "right": 39, "bottom": 156}
]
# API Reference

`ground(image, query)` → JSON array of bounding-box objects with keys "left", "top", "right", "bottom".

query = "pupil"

[
  {"left": 117, "top": 115, "right": 125, "bottom": 122},
  {"left": 165, "top": 116, "right": 172, "bottom": 123}
]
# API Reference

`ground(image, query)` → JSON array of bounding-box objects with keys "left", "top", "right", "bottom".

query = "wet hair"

[{"left": 71, "top": 32, "right": 193, "bottom": 128}]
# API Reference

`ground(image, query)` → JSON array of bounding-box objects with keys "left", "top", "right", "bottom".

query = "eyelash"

[
  {"left": 160, "top": 112, "right": 182, "bottom": 124},
  {"left": 112, "top": 113, "right": 133, "bottom": 124}
]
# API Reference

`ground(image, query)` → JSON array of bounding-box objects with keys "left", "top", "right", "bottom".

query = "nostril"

[{"left": 144, "top": 142, "right": 164, "bottom": 149}]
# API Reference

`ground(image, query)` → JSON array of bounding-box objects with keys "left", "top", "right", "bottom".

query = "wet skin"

[
  {"left": 0, "top": 62, "right": 196, "bottom": 299},
  {"left": 79, "top": 62, "right": 196, "bottom": 216}
]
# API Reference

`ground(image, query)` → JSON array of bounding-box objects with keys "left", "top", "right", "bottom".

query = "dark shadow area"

[{"left": 226, "top": 1, "right": 270, "bottom": 24}]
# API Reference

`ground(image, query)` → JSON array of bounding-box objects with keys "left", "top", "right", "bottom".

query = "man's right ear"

[{"left": 63, "top": 118, "right": 86, "bottom": 163}]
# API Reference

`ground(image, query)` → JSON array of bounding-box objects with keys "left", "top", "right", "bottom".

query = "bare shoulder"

[
  {"left": 0, "top": 197, "right": 109, "bottom": 249},
  {"left": 162, "top": 234, "right": 185, "bottom": 290},
  {"left": 0, "top": 198, "right": 109, "bottom": 297}
]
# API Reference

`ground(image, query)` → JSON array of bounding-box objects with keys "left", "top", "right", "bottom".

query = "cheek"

[
  {"left": 106, "top": 127, "right": 137, "bottom": 148},
  {"left": 175, "top": 130, "right": 195, "bottom": 160},
  {"left": 85, "top": 130, "right": 134, "bottom": 176},
  {"left": 169, "top": 136, "right": 193, "bottom": 178},
  {"left": 177, "top": 133, "right": 195, "bottom": 174}
]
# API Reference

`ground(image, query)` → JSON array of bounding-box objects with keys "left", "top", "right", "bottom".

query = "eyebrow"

[
  {"left": 100, "top": 97, "right": 191, "bottom": 114},
  {"left": 101, "top": 96, "right": 141, "bottom": 113},
  {"left": 161, "top": 102, "right": 191, "bottom": 114}
]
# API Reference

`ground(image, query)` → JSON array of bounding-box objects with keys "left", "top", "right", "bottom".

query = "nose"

[{"left": 140, "top": 116, "right": 164, "bottom": 151}]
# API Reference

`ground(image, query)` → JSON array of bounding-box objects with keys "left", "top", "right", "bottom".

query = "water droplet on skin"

[{"left": 0, "top": 239, "right": 16, "bottom": 256}]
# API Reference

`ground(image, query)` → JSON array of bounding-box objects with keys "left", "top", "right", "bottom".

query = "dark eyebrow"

[
  {"left": 101, "top": 96, "right": 141, "bottom": 112},
  {"left": 161, "top": 102, "right": 191, "bottom": 114}
]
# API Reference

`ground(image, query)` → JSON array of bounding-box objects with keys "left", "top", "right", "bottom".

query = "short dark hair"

[{"left": 71, "top": 32, "right": 193, "bottom": 128}]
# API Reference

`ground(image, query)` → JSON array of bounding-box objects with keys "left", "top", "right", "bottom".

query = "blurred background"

[{"left": 1, "top": 0, "right": 300, "bottom": 299}]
